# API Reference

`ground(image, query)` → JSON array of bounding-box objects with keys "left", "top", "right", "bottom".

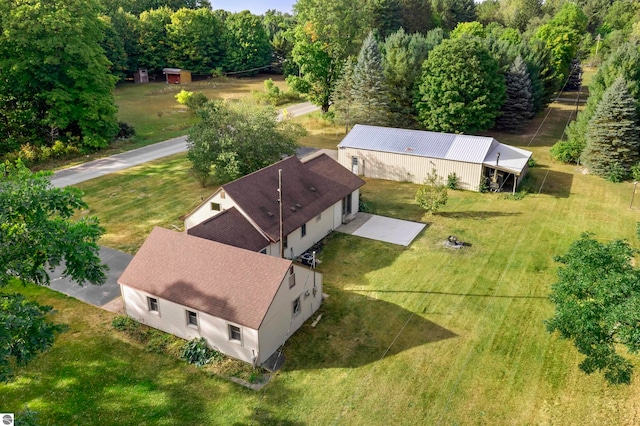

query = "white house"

[
  {"left": 184, "top": 154, "right": 365, "bottom": 259},
  {"left": 338, "top": 125, "right": 532, "bottom": 193},
  {"left": 118, "top": 227, "right": 323, "bottom": 367}
]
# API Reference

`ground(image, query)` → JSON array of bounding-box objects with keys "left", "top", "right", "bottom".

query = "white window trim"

[
  {"left": 228, "top": 324, "right": 243, "bottom": 345},
  {"left": 186, "top": 310, "right": 199, "bottom": 328},
  {"left": 147, "top": 296, "right": 160, "bottom": 315}
]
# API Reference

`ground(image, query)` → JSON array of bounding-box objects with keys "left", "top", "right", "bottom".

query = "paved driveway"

[
  {"left": 48, "top": 247, "right": 132, "bottom": 308},
  {"left": 336, "top": 213, "right": 426, "bottom": 246}
]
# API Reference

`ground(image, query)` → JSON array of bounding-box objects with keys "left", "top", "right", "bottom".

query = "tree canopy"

[
  {"left": 186, "top": 101, "right": 306, "bottom": 184},
  {"left": 0, "top": 161, "right": 107, "bottom": 287},
  {"left": 0, "top": 0, "right": 119, "bottom": 152},
  {"left": 416, "top": 36, "right": 505, "bottom": 133},
  {"left": 546, "top": 233, "right": 640, "bottom": 385}
]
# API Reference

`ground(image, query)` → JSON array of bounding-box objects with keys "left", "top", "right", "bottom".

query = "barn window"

[
  {"left": 186, "top": 310, "right": 198, "bottom": 327},
  {"left": 301, "top": 224, "right": 307, "bottom": 237},
  {"left": 229, "top": 325, "right": 242, "bottom": 342},
  {"left": 210, "top": 202, "right": 221, "bottom": 211},
  {"left": 147, "top": 297, "right": 159, "bottom": 313},
  {"left": 220, "top": 190, "right": 226, "bottom": 199},
  {"left": 316, "top": 213, "right": 321, "bottom": 222}
]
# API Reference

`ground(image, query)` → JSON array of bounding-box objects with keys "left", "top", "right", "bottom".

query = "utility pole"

[
  {"left": 631, "top": 181, "right": 638, "bottom": 209},
  {"left": 591, "top": 34, "right": 601, "bottom": 67}
]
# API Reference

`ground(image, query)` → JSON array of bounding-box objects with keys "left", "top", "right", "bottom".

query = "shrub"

[
  {"left": 607, "top": 162, "right": 626, "bottom": 183},
  {"left": 479, "top": 176, "right": 490, "bottom": 193},
  {"left": 186, "top": 92, "right": 208, "bottom": 110},
  {"left": 551, "top": 140, "right": 583, "bottom": 164},
  {"left": 631, "top": 163, "right": 640, "bottom": 182},
  {"left": 51, "top": 140, "right": 66, "bottom": 157},
  {"left": 528, "top": 156, "right": 537, "bottom": 167},
  {"left": 15, "top": 405, "right": 39, "bottom": 426},
  {"left": 112, "top": 315, "right": 139, "bottom": 332},
  {"left": 117, "top": 121, "right": 136, "bottom": 139},
  {"left": 175, "top": 89, "right": 193, "bottom": 106},
  {"left": 180, "top": 337, "right": 222, "bottom": 367},
  {"left": 446, "top": 172, "right": 459, "bottom": 190}
]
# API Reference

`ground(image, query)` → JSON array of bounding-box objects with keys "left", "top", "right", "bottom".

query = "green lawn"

[{"left": 4, "top": 100, "right": 640, "bottom": 424}]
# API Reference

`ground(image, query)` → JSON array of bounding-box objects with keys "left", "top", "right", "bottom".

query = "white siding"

[
  {"left": 339, "top": 148, "right": 483, "bottom": 191},
  {"left": 184, "top": 190, "right": 238, "bottom": 229},
  {"left": 121, "top": 284, "right": 259, "bottom": 364},
  {"left": 257, "top": 265, "right": 323, "bottom": 365}
]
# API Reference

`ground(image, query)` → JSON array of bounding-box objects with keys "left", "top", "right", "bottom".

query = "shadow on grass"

[
  {"left": 281, "top": 234, "right": 456, "bottom": 370},
  {"left": 4, "top": 337, "right": 216, "bottom": 425},
  {"left": 435, "top": 211, "right": 522, "bottom": 220},
  {"left": 234, "top": 408, "right": 306, "bottom": 426},
  {"left": 357, "top": 289, "right": 547, "bottom": 299},
  {"left": 531, "top": 169, "right": 574, "bottom": 198}
]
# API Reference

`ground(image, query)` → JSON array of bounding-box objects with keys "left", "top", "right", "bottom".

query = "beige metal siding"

[{"left": 341, "top": 148, "right": 483, "bottom": 191}]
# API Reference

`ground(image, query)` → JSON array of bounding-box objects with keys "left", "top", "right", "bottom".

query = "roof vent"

[
  {"left": 310, "top": 186, "right": 316, "bottom": 192},
  {"left": 406, "top": 147, "right": 414, "bottom": 152},
  {"left": 267, "top": 211, "right": 274, "bottom": 217},
  {"left": 290, "top": 207, "right": 296, "bottom": 212},
  {"left": 295, "top": 203, "right": 302, "bottom": 208}
]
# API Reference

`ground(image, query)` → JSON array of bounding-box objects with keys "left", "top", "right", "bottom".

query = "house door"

[
  {"left": 342, "top": 193, "right": 353, "bottom": 217},
  {"left": 351, "top": 156, "right": 359, "bottom": 175}
]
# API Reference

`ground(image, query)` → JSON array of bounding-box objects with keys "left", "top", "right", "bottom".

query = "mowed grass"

[
  {"left": 115, "top": 74, "right": 290, "bottom": 146},
  {"left": 74, "top": 153, "right": 215, "bottom": 253},
  {"left": 5, "top": 100, "right": 640, "bottom": 424}
]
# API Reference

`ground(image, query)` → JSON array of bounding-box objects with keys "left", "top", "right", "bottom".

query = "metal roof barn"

[{"left": 337, "top": 125, "right": 532, "bottom": 193}]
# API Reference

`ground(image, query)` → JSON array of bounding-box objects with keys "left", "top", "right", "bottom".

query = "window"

[
  {"left": 229, "top": 324, "right": 241, "bottom": 342},
  {"left": 283, "top": 235, "right": 288, "bottom": 249},
  {"left": 220, "top": 190, "right": 226, "bottom": 199},
  {"left": 301, "top": 224, "right": 307, "bottom": 237},
  {"left": 210, "top": 202, "right": 221, "bottom": 211},
  {"left": 316, "top": 213, "right": 322, "bottom": 222},
  {"left": 292, "top": 297, "right": 301, "bottom": 316},
  {"left": 260, "top": 247, "right": 267, "bottom": 254},
  {"left": 289, "top": 265, "right": 295, "bottom": 288},
  {"left": 186, "top": 310, "right": 198, "bottom": 327},
  {"left": 147, "top": 297, "right": 159, "bottom": 312}
]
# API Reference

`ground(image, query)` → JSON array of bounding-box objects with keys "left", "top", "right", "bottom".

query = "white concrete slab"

[{"left": 337, "top": 213, "right": 426, "bottom": 246}]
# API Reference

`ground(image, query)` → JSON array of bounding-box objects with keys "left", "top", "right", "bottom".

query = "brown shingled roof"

[
  {"left": 221, "top": 154, "right": 364, "bottom": 242},
  {"left": 187, "top": 207, "right": 269, "bottom": 252},
  {"left": 118, "top": 227, "right": 291, "bottom": 329}
]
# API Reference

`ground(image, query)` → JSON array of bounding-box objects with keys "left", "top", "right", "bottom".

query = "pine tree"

[
  {"left": 582, "top": 77, "right": 640, "bottom": 180},
  {"left": 332, "top": 59, "right": 357, "bottom": 133},
  {"left": 350, "top": 32, "right": 393, "bottom": 126},
  {"left": 495, "top": 56, "right": 535, "bottom": 131}
]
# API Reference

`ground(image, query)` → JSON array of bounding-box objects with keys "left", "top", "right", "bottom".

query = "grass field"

[
  {"left": 115, "top": 74, "right": 290, "bottom": 146},
  {"left": 4, "top": 97, "right": 640, "bottom": 424}
]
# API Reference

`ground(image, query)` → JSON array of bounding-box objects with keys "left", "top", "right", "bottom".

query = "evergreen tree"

[
  {"left": 399, "top": 0, "right": 433, "bottom": 34},
  {"left": 382, "top": 28, "right": 431, "bottom": 128},
  {"left": 495, "top": 56, "right": 535, "bottom": 131},
  {"left": 560, "top": 43, "right": 640, "bottom": 164},
  {"left": 350, "top": 32, "right": 393, "bottom": 126},
  {"left": 366, "top": 0, "right": 403, "bottom": 38},
  {"left": 582, "top": 77, "right": 640, "bottom": 180},
  {"left": 332, "top": 59, "right": 357, "bottom": 133}
]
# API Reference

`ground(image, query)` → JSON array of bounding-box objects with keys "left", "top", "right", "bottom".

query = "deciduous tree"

[
  {"left": 546, "top": 233, "right": 640, "bottom": 385},
  {"left": 0, "top": 0, "right": 119, "bottom": 151},
  {"left": 222, "top": 11, "right": 273, "bottom": 74},
  {"left": 415, "top": 169, "right": 448, "bottom": 213},
  {"left": 0, "top": 161, "right": 107, "bottom": 287},
  {"left": 0, "top": 294, "right": 62, "bottom": 381},
  {"left": 187, "top": 101, "right": 305, "bottom": 184},
  {"left": 167, "top": 8, "right": 223, "bottom": 74},
  {"left": 416, "top": 36, "right": 505, "bottom": 132}
]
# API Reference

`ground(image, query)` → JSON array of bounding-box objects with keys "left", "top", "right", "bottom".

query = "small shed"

[
  {"left": 133, "top": 69, "right": 149, "bottom": 84},
  {"left": 338, "top": 125, "right": 532, "bottom": 193},
  {"left": 162, "top": 68, "right": 192, "bottom": 84}
]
